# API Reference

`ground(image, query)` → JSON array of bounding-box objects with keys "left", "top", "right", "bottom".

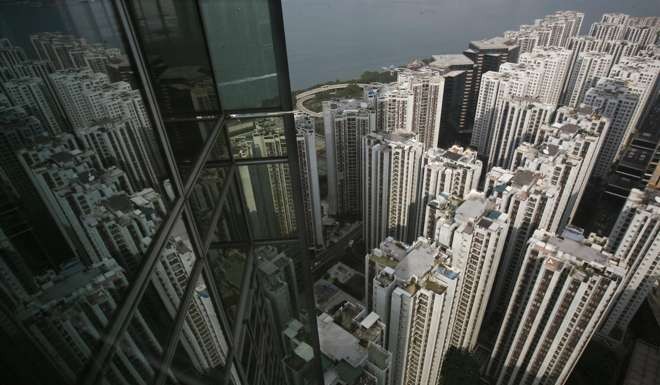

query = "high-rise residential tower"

[
  {"left": 415, "top": 145, "right": 482, "bottom": 235},
  {"left": 563, "top": 51, "right": 614, "bottom": 107},
  {"left": 362, "top": 131, "right": 423, "bottom": 250},
  {"left": 463, "top": 37, "right": 520, "bottom": 136},
  {"left": 295, "top": 113, "right": 324, "bottom": 249},
  {"left": 582, "top": 77, "right": 640, "bottom": 178},
  {"left": 600, "top": 187, "right": 660, "bottom": 342},
  {"left": 371, "top": 238, "right": 459, "bottom": 385},
  {"left": 486, "top": 229, "right": 624, "bottom": 385},
  {"left": 324, "top": 99, "right": 375, "bottom": 218}
]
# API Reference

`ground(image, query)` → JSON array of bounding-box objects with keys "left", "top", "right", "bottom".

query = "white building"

[
  {"left": 396, "top": 67, "right": 445, "bottom": 150},
  {"left": 415, "top": 145, "right": 481, "bottom": 236},
  {"left": 371, "top": 238, "right": 458, "bottom": 385},
  {"left": 76, "top": 118, "right": 159, "bottom": 189},
  {"left": 3, "top": 76, "right": 63, "bottom": 134},
  {"left": 487, "top": 229, "right": 624, "bottom": 385},
  {"left": 484, "top": 168, "right": 560, "bottom": 320},
  {"left": 470, "top": 63, "right": 548, "bottom": 161},
  {"left": 324, "top": 99, "right": 375, "bottom": 218},
  {"left": 417, "top": 192, "right": 511, "bottom": 351},
  {"left": 519, "top": 47, "right": 573, "bottom": 106},
  {"left": 600, "top": 187, "right": 660, "bottom": 342},
  {"left": 295, "top": 113, "right": 324, "bottom": 249},
  {"left": 564, "top": 51, "right": 613, "bottom": 107},
  {"left": 362, "top": 131, "right": 423, "bottom": 250},
  {"left": 582, "top": 77, "right": 640, "bottom": 178},
  {"left": 17, "top": 259, "right": 155, "bottom": 384}
]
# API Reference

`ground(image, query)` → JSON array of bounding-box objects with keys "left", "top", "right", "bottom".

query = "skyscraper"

[
  {"left": 582, "top": 77, "right": 640, "bottom": 178},
  {"left": 397, "top": 66, "right": 445, "bottom": 149},
  {"left": 415, "top": 145, "right": 482, "bottom": 235},
  {"left": 463, "top": 36, "right": 520, "bottom": 135},
  {"left": 484, "top": 168, "right": 560, "bottom": 321},
  {"left": 563, "top": 51, "right": 614, "bottom": 107},
  {"left": 295, "top": 113, "right": 324, "bottom": 249},
  {"left": 324, "top": 99, "right": 375, "bottom": 218},
  {"left": 362, "top": 131, "right": 423, "bottom": 250},
  {"left": 487, "top": 229, "right": 624, "bottom": 385},
  {"left": 446, "top": 193, "right": 509, "bottom": 351},
  {"left": 519, "top": 47, "right": 573, "bottom": 106},
  {"left": 600, "top": 187, "right": 660, "bottom": 342},
  {"left": 3, "top": 76, "right": 63, "bottom": 134},
  {"left": 429, "top": 54, "right": 476, "bottom": 144},
  {"left": 470, "top": 63, "right": 549, "bottom": 164},
  {"left": 371, "top": 238, "right": 459, "bottom": 385}
]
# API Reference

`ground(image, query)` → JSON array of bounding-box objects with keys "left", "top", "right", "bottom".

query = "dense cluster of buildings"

[
  {"left": 0, "top": 8, "right": 659, "bottom": 385},
  {"left": 294, "top": 10, "right": 660, "bottom": 385}
]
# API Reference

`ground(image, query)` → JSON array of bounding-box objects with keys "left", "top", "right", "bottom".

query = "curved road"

[{"left": 295, "top": 83, "right": 371, "bottom": 117}]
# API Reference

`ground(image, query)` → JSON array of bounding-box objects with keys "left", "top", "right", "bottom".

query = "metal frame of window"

[{"left": 79, "top": 0, "right": 323, "bottom": 384}]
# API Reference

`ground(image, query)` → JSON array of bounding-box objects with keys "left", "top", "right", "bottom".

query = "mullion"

[
  {"left": 268, "top": 0, "right": 324, "bottom": 381},
  {"left": 221, "top": 245, "right": 256, "bottom": 385},
  {"left": 80, "top": 88, "right": 225, "bottom": 385},
  {"left": 151, "top": 204, "right": 212, "bottom": 385}
]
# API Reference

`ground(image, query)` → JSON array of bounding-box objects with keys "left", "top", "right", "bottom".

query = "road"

[{"left": 295, "top": 83, "right": 370, "bottom": 117}]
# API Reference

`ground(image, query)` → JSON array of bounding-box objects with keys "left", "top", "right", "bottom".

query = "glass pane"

[
  {"left": 207, "top": 246, "right": 250, "bottom": 327},
  {"left": 0, "top": 2, "right": 176, "bottom": 381},
  {"left": 213, "top": 182, "right": 250, "bottom": 243},
  {"left": 165, "top": 119, "right": 229, "bottom": 182},
  {"left": 126, "top": 0, "right": 221, "bottom": 117},
  {"left": 236, "top": 246, "right": 317, "bottom": 385},
  {"left": 168, "top": 274, "right": 230, "bottom": 384},
  {"left": 189, "top": 166, "right": 230, "bottom": 236},
  {"left": 227, "top": 116, "right": 287, "bottom": 159},
  {"left": 238, "top": 164, "right": 297, "bottom": 239},
  {"left": 199, "top": 0, "right": 282, "bottom": 111}
]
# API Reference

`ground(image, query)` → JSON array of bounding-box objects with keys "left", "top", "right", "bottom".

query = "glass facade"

[{"left": 0, "top": 1, "right": 320, "bottom": 385}]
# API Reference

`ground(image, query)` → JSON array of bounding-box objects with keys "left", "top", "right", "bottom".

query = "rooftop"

[
  {"left": 430, "top": 54, "right": 474, "bottom": 69},
  {"left": 469, "top": 36, "right": 518, "bottom": 51},
  {"left": 393, "top": 240, "right": 438, "bottom": 282},
  {"left": 317, "top": 313, "right": 367, "bottom": 368}
]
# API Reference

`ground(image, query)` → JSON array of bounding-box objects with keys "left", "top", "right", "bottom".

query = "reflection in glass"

[
  {"left": 126, "top": 0, "right": 220, "bottom": 117},
  {"left": 239, "top": 164, "right": 297, "bottom": 239},
  {"left": 227, "top": 116, "right": 286, "bottom": 159},
  {"left": 207, "top": 247, "right": 249, "bottom": 326},
  {"left": 189, "top": 166, "right": 229, "bottom": 235},
  {"left": 199, "top": 0, "right": 282, "bottom": 110},
  {"left": 168, "top": 274, "right": 230, "bottom": 384}
]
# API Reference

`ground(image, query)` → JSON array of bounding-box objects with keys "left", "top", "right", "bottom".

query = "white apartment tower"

[
  {"left": 448, "top": 193, "right": 509, "bottom": 351},
  {"left": 397, "top": 67, "right": 445, "bottom": 149},
  {"left": 564, "top": 51, "right": 613, "bottom": 107},
  {"left": 609, "top": 56, "right": 660, "bottom": 143},
  {"left": 324, "top": 99, "right": 375, "bottom": 218},
  {"left": 487, "top": 229, "right": 624, "bottom": 385},
  {"left": 484, "top": 168, "right": 560, "bottom": 320},
  {"left": 470, "top": 63, "right": 550, "bottom": 164},
  {"left": 484, "top": 97, "right": 554, "bottom": 169},
  {"left": 76, "top": 118, "right": 159, "bottom": 189},
  {"left": 600, "top": 187, "right": 660, "bottom": 342},
  {"left": 362, "top": 131, "right": 423, "bottom": 250},
  {"left": 519, "top": 47, "right": 573, "bottom": 106},
  {"left": 416, "top": 145, "right": 482, "bottom": 236},
  {"left": 295, "top": 113, "right": 324, "bottom": 249},
  {"left": 371, "top": 238, "right": 459, "bottom": 385},
  {"left": 3, "top": 76, "right": 63, "bottom": 135},
  {"left": 375, "top": 85, "right": 413, "bottom": 133},
  {"left": 582, "top": 77, "right": 640, "bottom": 178}
]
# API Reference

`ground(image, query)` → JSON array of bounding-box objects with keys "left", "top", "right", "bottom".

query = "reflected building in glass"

[{"left": 0, "top": 1, "right": 322, "bottom": 385}]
